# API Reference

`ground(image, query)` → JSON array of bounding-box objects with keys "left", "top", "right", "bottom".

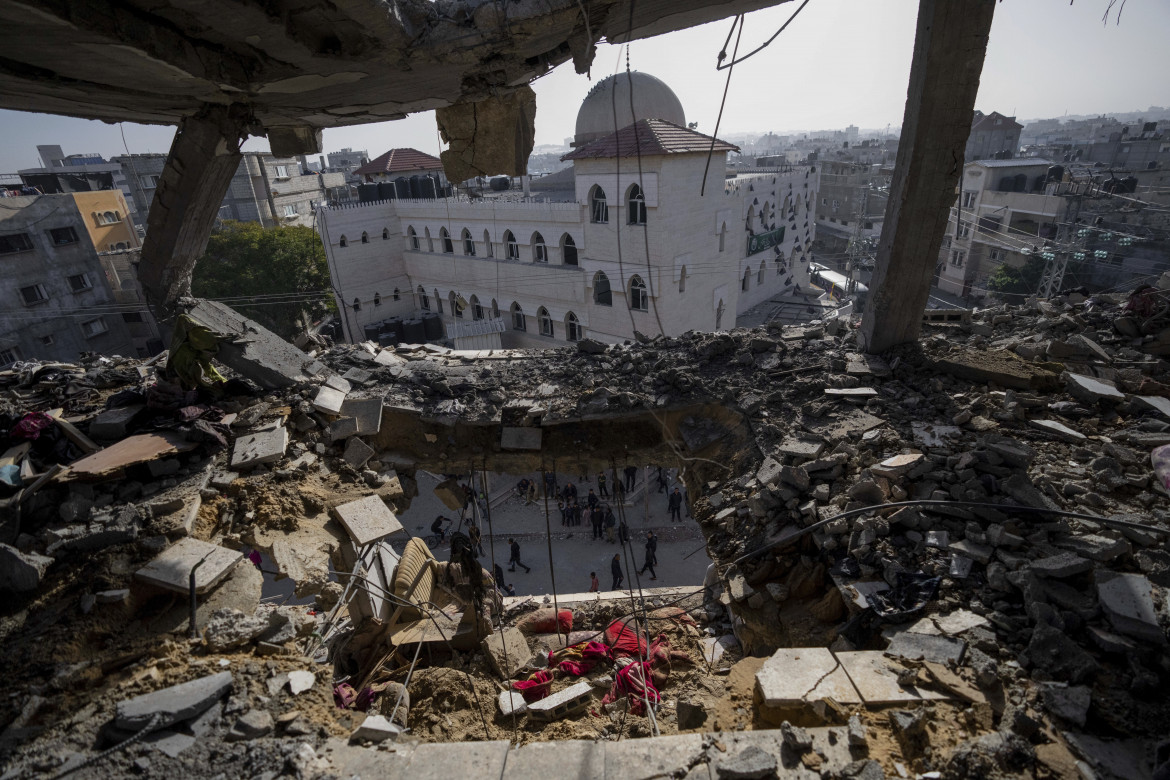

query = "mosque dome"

[{"left": 573, "top": 72, "right": 685, "bottom": 147}]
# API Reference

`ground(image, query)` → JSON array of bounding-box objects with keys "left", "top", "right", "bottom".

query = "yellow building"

[{"left": 69, "top": 190, "right": 141, "bottom": 252}]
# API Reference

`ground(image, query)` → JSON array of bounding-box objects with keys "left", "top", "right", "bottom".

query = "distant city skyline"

[{"left": 1, "top": 0, "right": 1167, "bottom": 173}]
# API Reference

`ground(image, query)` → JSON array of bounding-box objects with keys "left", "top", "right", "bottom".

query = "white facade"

[{"left": 319, "top": 153, "right": 817, "bottom": 348}]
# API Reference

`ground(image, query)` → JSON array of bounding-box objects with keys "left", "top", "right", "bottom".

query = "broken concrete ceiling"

[{"left": 0, "top": 0, "right": 787, "bottom": 135}]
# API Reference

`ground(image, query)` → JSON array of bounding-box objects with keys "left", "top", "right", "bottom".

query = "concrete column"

[
  {"left": 138, "top": 105, "right": 249, "bottom": 318},
  {"left": 858, "top": 0, "right": 995, "bottom": 354}
]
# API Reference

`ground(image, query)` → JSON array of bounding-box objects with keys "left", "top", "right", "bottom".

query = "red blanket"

[
  {"left": 512, "top": 670, "right": 554, "bottom": 702},
  {"left": 550, "top": 641, "right": 612, "bottom": 676},
  {"left": 601, "top": 661, "right": 659, "bottom": 715},
  {"left": 604, "top": 617, "right": 647, "bottom": 658}
]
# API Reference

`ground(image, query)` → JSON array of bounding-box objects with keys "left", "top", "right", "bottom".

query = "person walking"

[
  {"left": 589, "top": 572, "right": 600, "bottom": 592},
  {"left": 656, "top": 466, "right": 667, "bottom": 494},
  {"left": 638, "top": 531, "right": 658, "bottom": 580},
  {"left": 668, "top": 487, "right": 683, "bottom": 523},
  {"left": 591, "top": 506, "right": 603, "bottom": 541},
  {"left": 624, "top": 465, "right": 637, "bottom": 492},
  {"left": 493, "top": 562, "right": 507, "bottom": 590},
  {"left": 618, "top": 517, "right": 630, "bottom": 546},
  {"left": 611, "top": 553, "right": 624, "bottom": 591},
  {"left": 604, "top": 505, "right": 617, "bottom": 543},
  {"left": 558, "top": 499, "right": 567, "bottom": 526},
  {"left": 613, "top": 476, "right": 625, "bottom": 503},
  {"left": 597, "top": 471, "right": 609, "bottom": 498},
  {"left": 468, "top": 522, "right": 484, "bottom": 557},
  {"left": 586, "top": 488, "right": 598, "bottom": 510},
  {"left": 508, "top": 538, "right": 531, "bottom": 573}
]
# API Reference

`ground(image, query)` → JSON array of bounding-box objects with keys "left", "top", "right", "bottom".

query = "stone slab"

[
  {"left": 0, "top": 543, "right": 53, "bottom": 593},
  {"left": 1030, "top": 419, "right": 1087, "bottom": 441},
  {"left": 1066, "top": 373, "right": 1125, "bottom": 403},
  {"left": 1135, "top": 395, "right": 1170, "bottom": 419},
  {"left": 343, "top": 437, "right": 376, "bottom": 469},
  {"left": 135, "top": 538, "right": 243, "bottom": 595},
  {"left": 482, "top": 627, "right": 530, "bottom": 679},
  {"left": 908, "top": 609, "right": 989, "bottom": 636},
  {"left": 142, "top": 730, "right": 197, "bottom": 758},
  {"left": 756, "top": 456, "right": 782, "bottom": 486},
  {"left": 835, "top": 650, "right": 947, "bottom": 705},
  {"left": 503, "top": 739, "right": 604, "bottom": 780},
  {"left": 116, "top": 671, "right": 233, "bottom": 730},
  {"left": 871, "top": 453, "right": 923, "bottom": 479},
  {"left": 230, "top": 425, "right": 288, "bottom": 469},
  {"left": 1029, "top": 552, "right": 1092, "bottom": 578},
  {"left": 328, "top": 417, "right": 360, "bottom": 442},
  {"left": 777, "top": 437, "right": 825, "bottom": 460},
  {"left": 88, "top": 404, "right": 144, "bottom": 439},
  {"left": 1097, "top": 572, "right": 1166, "bottom": 644},
  {"left": 332, "top": 495, "right": 402, "bottom": 547},
  {"left": 885, "top": 631, "right": 966, "bottom": 665},
  {"left": 498, "top": 690, "right": 529, "bottom": 717},
  {"left": 501, "top": 426, "right": 542, "bottom": 450},
  {"left": 351, "top": 713, "right": 403, "bottom": 743},
  {"left": 603, "top": 733, "right": 705, "bottom": 779},
  {"left": 824, "top": 387, "right": 878, "bottom": 398},
  {"left": 313, "top": 386, "right": 347, "bottom": 415},
  {"left": 342, "top": 367, "right": 373, "bottom": 384},
  {"left": 339, "top": 397, "right": 383, "bottom": 435},
  {"left": 325, "top": 374, "right": 352, "bottom": 393},
  {"left": 935, "top": 350, "right": 1060, "bottom": 392},
  {"left": 755, "top": 647, "right": 861, "bottom": 707},
  {"left": 526, "top": 680, "right": 593, "bottom": 721},
  {"left": 405, "top": 740, "right": 511, "bottom": 780}
]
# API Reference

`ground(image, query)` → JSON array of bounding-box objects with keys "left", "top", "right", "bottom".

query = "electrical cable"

[
  {"left": 701, "top": 15, "right": 743, "bottom": 198},
  {"left": 715, "top": 0, "right": 812, "bottom": 71}
]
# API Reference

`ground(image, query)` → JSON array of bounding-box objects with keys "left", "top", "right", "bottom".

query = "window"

[
  {"left": 562, "top": 234, "right": 578, "bottom": 266},
  {"left": 81, "top": 318, "right": 108, "bottom": 338},
  {"left": 374, "top": 292, "right": 382, "bottom": 307},
  {"left": 989, "top": 249, "right": 1004, "bottom": 264},
  {"left": 275, "top": 165, "right": 289, "bottom": 178},
  {"left": 718, "top": 224, "right": 726, "bottom": 252},
  {"left": 20, "top": 284, "right": 48, "bottom": 305},
  {"left": 950, "top": 250, "right": 966, "bottom": 268},
  {"left": 629, "top": 276, "right": 648, "bottom": 311},
  {"left": 97, "top": 211, "right": 119, "bottom": 225},
  {"left": 114, "top": 242, "right": 128, "bottom": 250},
  {"left": 41, "top": 335, "right": 55, "bottom": 346},
  {"left": 1, "top": 233, "right": 33, "bottom": 254},
  {"left": 628, "top": 184, "right": 646, "bottom": 225},
  {"left": 425, "top": 228, "right": 433, "bottom": 252},
  {"left": 383, "top": 228, "right": 390, "bottom": 240},
  {"left": 434, "top": 289, "right": 443, "bottom": 314},
  {"left": 491, "top": 299, "right": 500, "bottom": 319},
  {"left": 775, "top": 259, "right": 784, "bottom": 277},
  {"left": 484, "top": 229, "right": 494, "bottom": 257},
  {"left": 593, "top": 271, "right": 612, "bottom": 306},
  {"left": 49, "top": 226, "right": 78, "bottom": 246},
  {"left": 679, "top": 266, "right": 687, "bottom": 293},
  {"left": 504, "top": 230, "right": 519, "bottom": 260},
  {"left": 758, "top": 262, "right": 766, "bottom": 285},
  {"left": 590, "top": 186, "right": 608, "bottom": 223},
  {"left": 533, "top": 233, "right": 547, "bottom": 263},
  {"left": 0, "top": 347, "right": 19, "bottom": 367},
  {"left": 352, "top": 297, "right": 361, "bottom": 312},
  {"left": 742, "top": 268, "right": 751, "bottom": 292},
  {"left": 831, "top": 199, "right": 840, "bottom": 213},
  {"left": 361, "top": 231, "right": 369, "bottom": 244},
  {"left": 538, "top": 307, "right": 553, "bottom": 336},
  {"left": 139, "top": 174, "right": 159, "bottom": 188},
  {"left": 746, "top": 205, "right": 756, "bottom": 231},
  {"left": 957, "top": 223, "right": 970, "bottom": 239},
  {"left": 281, "top": 204, "right": 298, "bottom": 219},
  {"left": 407, "top": 227, "right": 419, "bottom": 250},
  {"left": 462, "top": 229, "right": 475, "bottom": 256},
  {"left": 68, "top": 273, "right": 92, "bottom": 292},
  {"left": 511, "top": 302, "right": 526, "bottom": 331},
  {"left": 393, "top": 288, "right": 401, "bottom": 301},
  {"left": 418, "top": 286, "right": 430, "bottom": 310},
  {"left": 122, "top": 312, "right": 144, "bottom": 323},
  {"left": 566, "top": 312, "right": 582, "bottom": 342},
  {"left": 440, "top": 228, "right": 453, "bottom": 254},
  {"left": 715, "top": 299, "right": 725, "bottom": 330},
  {"left": 339, "top": 235, "right": 348, "bottom": 248},
  {"left": 471, "top": 295, "right": 484, "bottom": 320},
  {"left": 961, "top": 191, "right": 976, "bottom": 208}
]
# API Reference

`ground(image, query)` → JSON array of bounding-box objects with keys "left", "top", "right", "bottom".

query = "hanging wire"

[
  {"left": 700, "top": 15, "right": 744, "bottom": 197},
  {"left": 715, "top": 0, "right": 812, "bottom": 70}
]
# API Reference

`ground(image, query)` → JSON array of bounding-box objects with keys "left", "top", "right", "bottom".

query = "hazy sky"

[{"left": 1, "top": 0, "right": 1167, "bottom": 172}]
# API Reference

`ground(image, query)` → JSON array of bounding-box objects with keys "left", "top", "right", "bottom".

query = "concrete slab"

[
  {"left": 501, "top": 426, "right": 542, "bottom": 450},
  {"left": 885, "top": 631, "right": 966, "bottom": 664},
  {"left": 504, "top": 739, "right": 604, "bottom": 780},
  {"left": 835, "top": 650, "right": 948, "bottom": 705},
  {"left": 342, "top": 367, "right": 373, "bottom": 384},
  {"left": 824, "top": 387, "right": 878, "bottom": 398},
  {"left": 604, "top": 733, "right": 705, "bottom": 778},
  {"left": 313, "top": 386, "right": 347, "bottom": 415},
  {"left": 699, "top": 634, "right": 738, "bottom": 666},
  {"left": 498, "top": 690, "right": 528, "bottom": 717},
  {"left": 332, "top": 495, "right": 402, "bottom": 547},
  {"left": 526, "top": 680, "right": 593, "bottom": 721},
  {"left": 777, "top": 437, "right": 825, "bottom": 460},
  {"left": 405, "top": 740, "right": 511, "bottom": 780},
  {"left": 1135, "top": 395, "right": 1170, "bottom": 419},
  {"left": 325, "top": 374, "right": 352, "bottom": 394},
  {"left": 142, "top": 730, "right": 197, "bottom": 758},
  {"left": 1066, "top": 373, "right": 1126, "bottom": 403},
  {"left": 911, "top": 421, "right": 962, "bottom": 447},
  {"left": 351, "top": 713, "right": 403, "bottom": 743},
  {"left": 135, "top": 538, "right": 243, "bottom": 595},
  {"left": 89, "top": 404, "right": 144, "bottom": 439},
  {"left": 343, "top": 437, "right": 376, "bottom": 469},
  {"left": 871, "top": 453, "right": 924, "bottom": 479},
  {"left": 327, "top": 417, "right": 359, "bottom": 442},
  {"left": 1030, "top": 419, "right": 1087, "bottom": 441},
  {"left": 230, "top": 425, "right": 288, "bottom": 469},
  {"left": 374, "top": 349, "right": 405, "bottom": 366},
  {"left": 482, "top": 627, "right": 530, "bottom": 679},
  {"left": 1097, "top": 572, "right": 1166, "bottom": 644},
  {"left": 1029, "top": 552, "right": 1093, "bottom": 578},
  {"left": 116, "top": 671, "right": 233, "bottom": 730},
  {"left": 755, "top": 647, "right": 861, "bottom": 707},
  {"left": 340, "top": 397, "right": 383, "bottom": 435}
]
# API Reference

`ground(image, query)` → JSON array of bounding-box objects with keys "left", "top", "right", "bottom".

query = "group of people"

[{"left": 588, "top": 529, "right": 660, "bottom": 591}]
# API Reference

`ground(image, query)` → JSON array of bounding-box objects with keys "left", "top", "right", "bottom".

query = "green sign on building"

[{"left": 747, "top": 226, "right": 785, "bottom": 256}]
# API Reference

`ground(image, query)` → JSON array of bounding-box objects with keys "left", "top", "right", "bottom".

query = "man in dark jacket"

[
  {"left": 668, "top": 487, "right": 683, "bottom": 522},
  {"left": 591, "top": 506, "right": 603, "bottom": 540},
  {"left": 507, "top": 537, "right": 531, "bottom": 573},
  {"left": 587, "top": 488, "right": 599, "bottom": 509},
  {"left": 624, "top": 465, "right": 638, "bottom": 492},
  {"left": 618, "top": 518, "right": 630, "bottom": 546},
  {"left": 611, "top": 553, "right": 624, "bottom": 591},
  {"left": 639, "top": 531, "right": 658, "bottom": 580}
]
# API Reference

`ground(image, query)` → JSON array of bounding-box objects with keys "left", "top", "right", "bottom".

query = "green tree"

[
  {"left": 191, "top": 221, "right": 335, "bottom": 337},
  {"left": 986, "top": 255, "right": 1046, "bottom": 304}
]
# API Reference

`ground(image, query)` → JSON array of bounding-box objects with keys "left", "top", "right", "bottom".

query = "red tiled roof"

[
  {"left": 355, "top": 148, "right": 442, "bottom": 176},
  {"left": 562, "top": 119, "right": 739, "bottom": 161}
]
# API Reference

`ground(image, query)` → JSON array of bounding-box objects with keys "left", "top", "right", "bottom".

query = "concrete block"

[
  {"left": 755, "top": 647, "right": 860, "bottom": 707},
  {"left": 351, "top": 714, "right": 403, "bottom": 743},
  {"left": 1097, "top": 572, "right": 1166, "bottom": 644},
  {"left": 755, "top": 456, "right": 782, "bottom": 486},
  {"left": 209, "top": 470, "right": 238, "bottom": 489},
  {"left": 777, "top": 437, "right": 825, "bottom": 460},
  {"left": 405, "top": 740, "right": 511, "bottom": 780},
  {"left": 332, "top": 495, "right": 402, "bottom": 546},
  {"left": 342, "top": 367, "right": 373, "bottom": 384},
  {"left": 504, "top": 740, "right": 603, "bottom": 780},
  {"left": 313, "top": 386, "right": 347, "bottom": 415},
  {"left": 498, "top": 690, "right": 528, "bottom": 717},
  {"left": 526, "top": 681, "right": 593, "bottom": 721},
  {"left": 89, "top": 404, "right": 144, "bottom": 439},
  {"left": 1066, "top": 373, "right": 1125, "bottom": 403},
  {"left": 482, "top": 627, "right": 530, "bottom": 679},
  {"left": 135, "top": 537, "right": 243, "bottom": 595},
  {"left": 603, "top": 733, "right": 704, "bottom": 778},
  {"left": 325, "top": 374, "right": 352, "bottom": 393},
  {"left": 824, "top": 387, "right": 878, "bottom": 398},
  {"left": 230, "top": 425, "right": 288, "bottom": 470},
  {"left": 343, "top": 437, "right": 375, "bottom": 469},
  {"left": 1040, "top": 683, "right": 1091, "bottom": 728},
  {"left": 885, "top": 631, "right": 966, "bottom": 665},
  {"left": 835, "top": 650, "right": 948, "bottom": 705},
  {"left": 1029, "top": 552, "right": 1092, "bottom": 579},
  {"left": 871, "top": 453, "right": 924, "bottom": 479},
  {"left": 0, "top": 543, "right": 53, "bottom": 593},
  {"left": 340, "top": 397, "right": 383, "bottom": 435},
  {"left": 116, "top": 671, "right": 233, "bottom": 730},
  {"left": 328, "top": 417, "right": 359, "bottom": 442},
  {"left": 1029, "top": 419, "right": 1087, "bottom": 441},
  {"left": 948, "top": 539, "right": 993, "bottom": 565}
]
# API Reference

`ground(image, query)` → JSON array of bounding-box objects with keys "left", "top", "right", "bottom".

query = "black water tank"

[
  {"left": 999, "top": 176, "right": 1015, "bottom": 192},
  {"left": 402, "top": 318, "right": 426, "bottom": 343},
  {"left": 422, "top": 312, "right": 443, "bottom": 340},
  {"left": 378, "top": 181, "right": 396, "bottom": 200},
  {"left": 1032, "top": 175, "right": 1046, "bottom": 192},
  {"left": 1048, "top": 165, "right": 1064, "bottom": 182},
  {"left": 417, "top": 175, "right": 437, "bottom": 199},
  {"left": 385, "top": 318, "right": 405, "bottom": 342},
  {"left": 395, "top": 177, "right": 410, "bottom": 199},
  {"left": 358, "top": 183, "right": 379, "bottom": 202},
  {"left": 1121, "top": 176, "right": 1138, "bottom": 193},
  {"left": 363, "top": 322, "right": 382, "bottom": 341},
  {"left": 409, "top": 175, "right": 423, "bottom": 198},
  {"left": 378, "top": 332, "right": 398, "bottom": 348},
  {"left": 1013, "top": 174, "right": 1027, "bottom": 192},
  {"left": 490, "top": 176, "right": 510, "bottom": 191}
]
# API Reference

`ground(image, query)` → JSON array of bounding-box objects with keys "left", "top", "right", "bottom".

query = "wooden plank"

[
  {"left": 67, "top": 432, "right": 197, "bottom": 480},
  {"left": 49, "top": 413, "right": 101, "bottom": 454},
  {"left": 0, "top": 442, "right": 31, "bottom": 468}
]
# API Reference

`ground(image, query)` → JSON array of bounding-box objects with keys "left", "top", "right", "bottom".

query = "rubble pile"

[{"left": 0, "top": 291, "right": 1168, "bottom": 778}]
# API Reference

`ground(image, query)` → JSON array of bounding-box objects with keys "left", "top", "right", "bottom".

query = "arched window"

[
  {"left": 408, "top": 226, "right": 419, "bottom": 250},
  {"left": 483, "top": 229, "right": 494, "bottom": 257},
  {"left": 393, "top": 288, "right": 401, "bottom": 301},
  {"left": 115, "top": 242, "right": 128, "bottom": 251},
  {"left": 593, "top": 271, "right": 612, "bottom": 306},
  {"left": 718, "top": 224, "right": 726, "bottom": 252},
  {"left": 627, "top": 184, "right": 646, "bottom": 225},
  {"left": 462, "top": 229, "right": 475, "bottom": 256},
  {"left": 775, "top": 258, "right": 784, "bottom": 277},
  {"left": 424, "top": 228, "right": 433, "bottom": 252},
  {"left": 352, "top": 297, "right": 361, "bottom": 311},
  {"left": 491, "top": 299, "right": 500, "bottom": 319},
  {"left": 590, "top": 185, "right": 608, "bottom": 223},
  {"left": 434, "top": 288, "right": 443, "bottom": 314},
  {"left": 678, "top": 266, "right": 687, "bottom": 293},
  {"left": 382, "top": 227, "right": 389, "bottom": 240},
  {"left": 629, "top": 275, "right": 648, "bottom": 311},
  {"left": 758, "top": 261, "right": 766, "bottom": 285},
  {"left": 511, "top": 302, "right": 526, "bottom": 331},
  {"left": 361, "top": 231, "right": 369, "bottom": 244},
  {"left": 440, "top": 227, "right": 453, "bottom": 254},
  {"left": 716, "top": 299, "right": 725, "bottom": 330},
  {"left": 562, "top": 234, "right": 578, "bottom": 266},
  {"left": 339, "top": 235, "right": 348, "bottom": 248},
  {"left": 746, "top": 206, "right": 756, "bottom": 233},
  {"left": 450, "top": 291, "right": 463, "bottom": 318},
  {"left": 532, "top": 232, "right": 547, "bottom": 263},
  {"left": 504, "top": 230, "right": 519, "bottom": 260},
  {"left": 538, "top": 307, "right": 553, "bottom": 336},
  {"left": 103, "top": 211, "right": 116, "bottom": 224},
  {"left": 761, "top": 202, "right": 772, "bottom": 228},
  {"left": 418, "top": 286, "right": 430, "bottom": 310},
  {"left": 565, "top": 312, "right": 582, "bottom": 342},
  {"left": 470, "top": 295, "right": 484, "bottom": 320},
  {"left": 374, "top": 292, "right": 382, "bottom": 307},
  {"left": 742, "top": 268, "right": 751, "bottom": 292}
]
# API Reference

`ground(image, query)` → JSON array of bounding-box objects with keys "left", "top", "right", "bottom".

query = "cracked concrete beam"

[
  {"left": 436, "top": 86, "right": 537, "bottom": 181},
  {"left": 267, "top": 125, "right": 323, "bottom": 156}
]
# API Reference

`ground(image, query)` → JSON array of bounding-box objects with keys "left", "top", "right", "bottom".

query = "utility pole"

[{"left": 1036, "top": 193, "right": 1082, "bottom": 298}]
